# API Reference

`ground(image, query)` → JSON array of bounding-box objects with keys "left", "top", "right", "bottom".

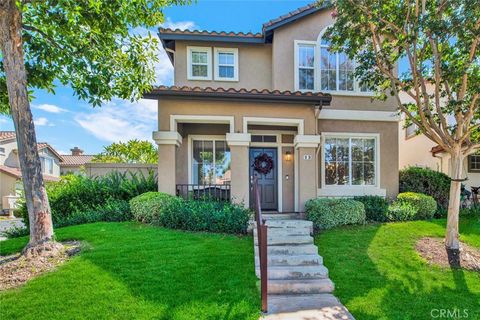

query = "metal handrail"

[{"left": 253, "top": 176, "right": 268, "bottom": 313}]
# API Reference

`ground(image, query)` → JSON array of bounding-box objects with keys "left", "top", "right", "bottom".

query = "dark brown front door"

[{"left": 250, "top": 148, "right": 278, "bottom": 211}]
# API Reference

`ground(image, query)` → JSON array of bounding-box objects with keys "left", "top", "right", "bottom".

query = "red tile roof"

[
  {"left": 0, "top": 165, "right": 60, "bottom": 182},
  {"left": 60, "top": 155, "right": 94, "bottom": 166},
  {"left": 262, "top": 3, "right": 319, "bottom": 30},
  {"left": 158, "top": 28, "right": 263, "bottom": 38},
  {"left": 0, "top": 131, "right": 16, "bottom": 142}
]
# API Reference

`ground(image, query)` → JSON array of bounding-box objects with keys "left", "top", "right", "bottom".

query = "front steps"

[{"left": 253, "top": 216, "right": 354, "bottom": 319}]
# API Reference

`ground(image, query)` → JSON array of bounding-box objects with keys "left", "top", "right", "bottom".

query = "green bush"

[
  {"left": 387, "top": 201, "right": 417, "bottom": 221},
  {"left": 353, "top": 196, "right": 390, "bottom": 222},
  {"left": 19, "top": 171, "right": 156, "bottom": 229},
  {"left": 399, "top": 167, "right": 450, "bottom": 213},
  {"left": 130, "top": 192, "right": 251, "bottom": 234},
  {"left": 396, "top": 192, "right": 437, "bottom": 220},
  {"left": 305, "top": 198, "right": 366, "bottom": 231}
]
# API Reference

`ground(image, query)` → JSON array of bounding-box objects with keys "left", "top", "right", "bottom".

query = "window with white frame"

[
  {"left": 324, "top": 135, "right": 377, "bottom": 186},
  {"left": 295, "top": 26, "right": 372, "bottom": 93},
  {"left": 192, "top": 139, "right": 231, "bottom": 184},
  {"left": 405, "top": 123, "right": 418, "bottom": 138},
  {"left": 0, "top": 147, "right": 5, "bottom": 156},
  {"left": 187, "top": 46, "right": 212, "bottom": 80},
  {"left": 468, "top": 153, "right": 480, "bottom": 172},
  {"left": 214, "top": 48, "right": 238, "bottom": 81},
  {"left": 40, "top": 156, "right": 54, "bottom": 175}
]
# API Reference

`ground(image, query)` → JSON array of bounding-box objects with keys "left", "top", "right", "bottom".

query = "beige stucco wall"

[
  {"left": 0, "top": 172, "right": 18, "bottom": 211},
  {"left": 282, "top": 146, "right": 295, "bottom": 212},
  {"left": 174, "top": 41, "right": 272, "bottom": 90},
  {"left": 0, "top": 140, "right": 19, "bottom": 167},
  {"left": 318, "top": 119, "right": 399, "bottom": 198},
  {"left": 84, "top": 163, "right": 157, "bottom": 178},
  {"left": 158, "top": 98, "right": 317, "bottom": 134}
]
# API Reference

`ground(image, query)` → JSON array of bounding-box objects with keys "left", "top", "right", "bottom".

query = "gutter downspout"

[{"left": 314, "top": 104, "right": 323, "bottom": 193}]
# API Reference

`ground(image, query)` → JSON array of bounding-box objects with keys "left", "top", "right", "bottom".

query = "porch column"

[
  {"left": 226, "top": 133, "right": 251, "bottom": 207},
  {"left": 295, "top": 135, "right": 321, "bottom": 213},
  {"left": 152, "top": 131, "right": 182, "bottom": 195}
]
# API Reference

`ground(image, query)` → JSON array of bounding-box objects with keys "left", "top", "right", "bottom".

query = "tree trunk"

[
  {"left": 0, "top": 0, "right": 58, "bottom": 255},
  {"left": 445, "top": 148, "right": 463, "bottom": 267}
]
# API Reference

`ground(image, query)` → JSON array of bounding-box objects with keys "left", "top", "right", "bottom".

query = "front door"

[{"left": 250, "top": 148, "right": 278, "bottom": 211}]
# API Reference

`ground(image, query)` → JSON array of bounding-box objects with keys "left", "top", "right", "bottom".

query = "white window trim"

[
  {"left": 40, "top": 156, "right": 54, "bottom": 175},
  {"left": 187, "top": 46, "right": 212, "bottom": 81},
  {"left": 214, "top": 47, "right": 239, "bottom": 82},
  {"left": 294, "top": 40, "right": 317, "bottom": 91},
  {"left": 320, "top": 132, "right": 385, "bottom": 197},
  {"left": 187, "top": 135, "right": 229, "bottom": 185}
]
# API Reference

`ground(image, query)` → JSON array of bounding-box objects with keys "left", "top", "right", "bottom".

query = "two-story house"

[
  {"left": 0, "top": 131, "right": 62, "bottom": 215},
  {"left": 146, "top": 4, "right": 399, "bottom": 212}
]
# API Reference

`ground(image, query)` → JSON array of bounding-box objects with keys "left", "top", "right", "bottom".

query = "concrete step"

[
  {"left": 262, "top": 213, "right": 301, "bottom": 220},
  {"left": 253, "top": 227, "right": 312, "bottom": 237},
  {"left": 255, "top": 254, "right": 322, "bottom": 267},
  {"left": 258, "top": 265, "right": 329, "bottom": 280},
  {"left": 254, "top": 235, "right": 313, "bottom": 246},
  {"left": 266, "top": 294, "right": 354, "bottom": 317},
  {"left": 267, "top": 278, "right": 334, "bottom": 295},
  {"left": 255, "top": 244, "right": 319, "bottom": 256},
  {"left": 260, "top": 220, "right": 313, "bottom": 229}
]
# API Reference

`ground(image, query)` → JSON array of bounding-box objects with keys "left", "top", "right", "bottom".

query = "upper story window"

[
  {"left": 0, "top": 147, "right": 5, "bottom": 156},
  {"left": 295, "top": 26, "right": 372, "bottom": 94},
  {"left": 40, "top": 156, "right": 54, "bottom": 175},
  {"left": 214, "top": 48, "right": 238, "bottom": 81},
  {"left": 187, "top": 46, "right": 212, "bottom": 80},
  {"left": 468, "top": 153, "right": 480, "bottom": 173}
]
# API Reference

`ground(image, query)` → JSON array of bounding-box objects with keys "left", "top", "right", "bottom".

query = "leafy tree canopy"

[
  {"left": 92, "top": 139, "right": 158, "bottom": 164},
  {"left": 322, "top": 0, "right": 479, "bottom": 152},
  {"left": 0, "top": 0, "right": 189, "bottom": 115}
]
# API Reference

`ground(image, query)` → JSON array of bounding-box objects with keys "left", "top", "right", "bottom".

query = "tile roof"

[
  {"left": 158, "top": 28, "right": 263, "bottom": 38},
  {"left": 60, "top": 155, "right": 95, "bottom": 166},
  {"left": 144, "top": 85, "right": 331, "bottom": 104},
  {"left": 0, "top": 165, "right": 60, "bottom": 182},
  {"left": 262, "top": 3, "right": 318, "bottom": 30},
  {"left": 0, "top": 131, "right": 16, "bottom": 142}
]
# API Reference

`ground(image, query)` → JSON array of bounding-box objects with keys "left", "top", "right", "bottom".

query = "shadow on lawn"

[
  {"left": 80, "top": 223, "right": 261, "bottom": 320},
  {"left": 317, "top": 221, "right": 480, "bottom": 320}
]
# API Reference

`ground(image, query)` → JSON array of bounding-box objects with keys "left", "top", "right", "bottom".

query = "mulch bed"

[
  {"left": 0, "top": 241, "right": 82, "bottom": 291},
  {"left": 416, "top": 237, "right": 480, "bottom": 272}
]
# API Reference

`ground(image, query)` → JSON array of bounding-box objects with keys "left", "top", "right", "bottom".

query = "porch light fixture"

[{"left": 285, "top": 151, "right": 292, "bottom": 162}]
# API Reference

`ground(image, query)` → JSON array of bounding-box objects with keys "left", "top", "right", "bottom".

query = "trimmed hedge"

[
  {"left": 386, "top": 192, "right": 437, "bottom": 221},
  {"left": 305, "top": 198, "right": 366, "bottom": 231},
  {"left": 353, "top": 196, "right": 390, "bottom": 222},
  {"left": 400, "top": 167, "right": 450, "bottom": 212},
  {"left": 387, "top": 201, "right": 417, "bottom": 221},
  {"left": 130, "top": 192, "right": 251, "bottom": 234}
]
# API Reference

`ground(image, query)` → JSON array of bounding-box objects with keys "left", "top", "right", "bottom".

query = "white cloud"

[
  {"left": 34, "top": 103, "right": 67, "bottom": 114},
  {"left": 75, "top": 98, "right": 157, "bottom": 143},
  {"left": 34, "top": 117, "right": 53, "bottom": 126},
  {"left": 161, "top": 17, "right": 196, "bottom": 31}
]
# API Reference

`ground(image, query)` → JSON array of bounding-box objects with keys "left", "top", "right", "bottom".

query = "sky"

[{"left": 0, "top": 1, "right": 318, "bottom": 155}]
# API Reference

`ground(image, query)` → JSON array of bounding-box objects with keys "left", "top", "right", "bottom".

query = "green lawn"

[
  {"left": 0, "top": 222, "right": 260, "bottom": 320},
  {"left": 316, "top": 215, "right": 480, "bottom": 320}
]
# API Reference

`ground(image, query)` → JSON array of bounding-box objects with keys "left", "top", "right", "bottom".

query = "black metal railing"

[
  {"left": 176, "top": 183, "right": 231, "bottom": 201},
  {"left": 253, "top": 176, "right": 268, "bottom": 313}
]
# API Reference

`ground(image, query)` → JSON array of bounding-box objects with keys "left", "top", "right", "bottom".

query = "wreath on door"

[{"left": 253, "top": 153, "right": 274, "bottom": 175}]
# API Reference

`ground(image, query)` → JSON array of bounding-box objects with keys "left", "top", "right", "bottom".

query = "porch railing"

[
  {"left": 176, "top": 183, "right": 231, "bottom": 201},
  {"left": 253, "top": 176, "right": 268, "bottom": 313}
]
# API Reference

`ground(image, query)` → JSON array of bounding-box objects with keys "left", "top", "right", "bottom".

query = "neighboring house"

[
  {"left": 0, "top": 131, "right": 62, "bottom": 214},
  {"left": 60, "top": 147, "right": 94, "bottom": 175},
  {"left": 398, "top": 90, "right": 480, "bottom": 190},
  {"left": 146, "top": 3, "right": 399, "bottom": 212}
]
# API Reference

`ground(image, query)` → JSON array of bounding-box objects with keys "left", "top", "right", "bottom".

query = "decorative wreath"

[{"left": 253, "top": 153, "right": 274, "bottom": 175}]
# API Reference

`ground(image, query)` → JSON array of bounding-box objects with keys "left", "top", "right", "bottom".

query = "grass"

[
  {"left": 316, "top": 214, "right": 480, "bottom": 320},
  {"left": 0, "top": 222, "right": 260, "bottom": 320}
]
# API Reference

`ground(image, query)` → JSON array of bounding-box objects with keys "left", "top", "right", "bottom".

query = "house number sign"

[{"left": 303, "top": 155, "right": 312, "bottom": 160}]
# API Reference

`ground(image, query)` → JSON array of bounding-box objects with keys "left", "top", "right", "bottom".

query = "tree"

[
  {"left": 322, "top": 0, "right": 479, "bottom": 265},
  {"left": 0, "top": 0, "right": 186, "bottom": 256},
  {"left": 93, "top": 139, "right": 157, "bottom": 164}
]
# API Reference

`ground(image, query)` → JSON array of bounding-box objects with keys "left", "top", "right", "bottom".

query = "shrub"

[
  {"left": 387, "top": 201, "right": 417, "bottom": 221},
  {"left": 399, "top": 167, "right": 450, "bottom": 212},
  {"left": 353, "top": 196, "right": 390, "bottom": 222},
  {"left": 305, "top": 198, "right": 366, "bottom": 231},
  {"left": 130, "top": 192, "right": 251, "bottom": 234},
  {"left": 19, "top": 171, "right": 156, "bottom": 229},
  {"left": 3, "top": 226, "right": 29, "bottom": 239},
  {"left": 396, "top": 192, "right": 437, "bottom": 220}
]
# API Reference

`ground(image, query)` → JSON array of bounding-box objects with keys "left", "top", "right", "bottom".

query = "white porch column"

[
  {"left": 226, "top": 133, "right": 251, "bottom": 207},
  {"left": 153, "top": 131, "right": 182, "bottom": 195},
  {"left": 294, "top": 135, "right": 321, "bottom": 213}
]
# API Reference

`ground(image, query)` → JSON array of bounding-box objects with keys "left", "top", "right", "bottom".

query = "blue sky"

[{"left": 0, "top": 1, "right": 315, "bottom": 155}]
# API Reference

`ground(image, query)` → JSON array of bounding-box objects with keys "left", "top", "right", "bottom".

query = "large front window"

[
  {"left": 192, "top": 139, "right": 231, "bottom": 184},
  {"left": 324, "top": 136, "right": 376, "bottom": 186},
  {"left": 40, "top": 156, "right": 54, "bottom": 175}
]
